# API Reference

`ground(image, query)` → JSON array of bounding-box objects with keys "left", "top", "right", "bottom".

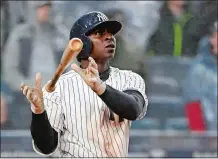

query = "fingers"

[
  {"left": 35, "top": 72, "right": 42, "bottom": 90},
  {"left": 22, "top": 85, "right": 31, "bottom": 96},
  {"left": 20, "top": 72, "right": 42, "bottom": 92},
  {"left": 31, "top": 95, "right": 39, "bottom": 104},
  {"left": 71, "top": 58, "right": 99, "bottom": 86},
  {"left": 88, "top": 57, "right": 98, "bottom": 77},
  {"left": 22, "top": 85, "right": 33, "bottom": 100},
  {"left": 20, "top": 82, "right": 44, "bottom": 114},
  {"left": 86, "top": 62, "right": 91, "bottom": 75},
  {"left": 71, "top": 63, "right": 83, "bottom": 75},
  {"left": 26, "top": 89, "right": 33, "bottom": 101},
  {"left": 20, "top": 84, "right": 37, "bottom": 101},
  {"left": 88, "top": 57, "right": 98, "bottom": 69},
  {"left": 89, "top": 66, "right": 98, "bottom": 76},
  {"left": 71, "top": 64, "right": 88, "bottom": 81},
  {"left": 20, "top": 83, "right": 25, "bottom": 91},
  {"left": 26, "top": 91, "right": 39, "bottom": 103},
  {"left": 88, "top": 77, "right": 98, "bottom": 83}
]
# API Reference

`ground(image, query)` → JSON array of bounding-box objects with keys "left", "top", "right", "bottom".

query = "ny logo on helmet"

[{"left": 97, "top": 13, "right": 108, "bottom": 22}]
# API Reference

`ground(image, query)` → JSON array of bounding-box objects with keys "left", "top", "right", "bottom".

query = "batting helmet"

[{"left": 69, "top": 11, "right": 122, "bottom": 61}]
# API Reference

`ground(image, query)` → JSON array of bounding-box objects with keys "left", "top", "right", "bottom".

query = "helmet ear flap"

[{"left": 76, "top": 35, "right": 93, "bottom": 62}]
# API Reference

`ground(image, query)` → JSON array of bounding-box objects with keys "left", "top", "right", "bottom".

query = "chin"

[
  {"left": 104, "top": 54, "right": 114, "bottom": 60},
  {"left": 101, "top": 53, "right": 114, "bottom": 61},
  {"left": 107, "top": 51, "right": 115, "bottom": 58},
  {"left": 107, "top": 49, "right": 115, "bottom": 54}
]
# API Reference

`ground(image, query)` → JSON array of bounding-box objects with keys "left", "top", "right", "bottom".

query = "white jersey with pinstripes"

[{"left": 32, "top": 66, "right": 148, "bottom": 158}]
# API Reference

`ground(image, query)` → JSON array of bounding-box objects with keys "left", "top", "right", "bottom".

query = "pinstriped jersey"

[{"left": 32, "top": 67, "right": 148, "bottom": 158}]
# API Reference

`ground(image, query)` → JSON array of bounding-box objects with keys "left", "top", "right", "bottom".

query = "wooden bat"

[{"left": 45, "top": 38, "right": 83, "bottom": 92}]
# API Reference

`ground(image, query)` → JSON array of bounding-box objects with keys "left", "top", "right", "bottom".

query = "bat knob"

[
  {"left": 69, "top": 38, "right": 83, "bottom": 52},
  {"left": 45, "top": 82, "right": 56, "bottom": 92}
]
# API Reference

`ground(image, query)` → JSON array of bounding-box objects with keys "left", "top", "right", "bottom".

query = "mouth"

[{"left": 105, "top": 44, "right": 115, "bottom": 49}]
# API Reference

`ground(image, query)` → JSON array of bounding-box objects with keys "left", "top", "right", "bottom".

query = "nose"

[{"left": 104, "top": 32, "right": 113, "bottom": 41}]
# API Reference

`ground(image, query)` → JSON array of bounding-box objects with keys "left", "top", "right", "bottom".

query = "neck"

[
  {"left": 168, "top": 3, "right": 184, "bottom": 17},
  {"left": 80, "top": 60, "right": 110, "bottom": 73}
]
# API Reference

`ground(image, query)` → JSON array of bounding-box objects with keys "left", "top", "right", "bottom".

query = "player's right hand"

[{"left": 20, "top": 72, "right": 44, "bottom": 114}]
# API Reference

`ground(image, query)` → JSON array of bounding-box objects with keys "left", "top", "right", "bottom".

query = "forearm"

[
  {"left": 30, "top": 111, "right": 58, "bottom": 154},
  {"left": 98, "top": 85, "right": 145, "bottom": 120}
]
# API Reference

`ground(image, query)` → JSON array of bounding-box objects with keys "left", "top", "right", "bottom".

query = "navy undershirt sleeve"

[
  {"left": 31, "top": 111, "right": 58, "bottom": 154},
  {"left": 98, "top": 85, "right": 145, "bottom": 120}
]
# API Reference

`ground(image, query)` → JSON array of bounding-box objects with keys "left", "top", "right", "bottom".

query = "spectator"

[
  {"left": 1, "top": 79, "right": 13, "bottom": 129},
  {"left": 146, "top": 0, "right": 201, "bottom": 57},
  {"left": 2, "top": 1, "right": 67, "bottom": 97},
  {"left": 188, "top": 1, "right": 205, "bottom": 15},
  {"left": 7, "top": 1, "right": 27, "bottom": 29},
  {"left": 1, "top": 1, "right": 10, "bottom": 50},
  {"left": 2, "top": 1, "right": 68, "bottom": 129},
  {"left": 1, "top": 95, "right": 8, "bottom": 126},
  {"left": 192, "top": 0, "right": 218, "bottom": 38},
  {"left": 183, "top": 21, "right": 217, "bottom": 130}
]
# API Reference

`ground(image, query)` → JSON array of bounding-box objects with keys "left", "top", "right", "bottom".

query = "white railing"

[
  {"left": 1, "top": 129, "right": 217, "bottom": 137},
  {"left": 130, "top": 130, "right": 217, "bottom": 137}
]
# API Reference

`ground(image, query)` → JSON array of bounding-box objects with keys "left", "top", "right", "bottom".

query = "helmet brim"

[{"left": 85, "top": 21, "right": 122, "bottom": 36}]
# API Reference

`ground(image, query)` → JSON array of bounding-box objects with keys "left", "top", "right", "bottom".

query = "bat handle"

[
  {"left": 44, "top": 38, "right": 83, "bottom": 93},
  {"left": 45, "top": 68, "right": 63, "bottom": 92}
]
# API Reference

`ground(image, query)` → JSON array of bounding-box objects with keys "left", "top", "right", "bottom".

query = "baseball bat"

[{"left": 45, "top": 38, "right": 83, "bottom": 92}]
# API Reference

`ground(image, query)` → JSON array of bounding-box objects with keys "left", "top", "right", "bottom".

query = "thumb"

[{"left": 35, "top": 72, "right": 42, "bottom": 90}]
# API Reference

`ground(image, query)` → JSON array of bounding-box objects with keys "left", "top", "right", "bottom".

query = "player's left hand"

[{"left": 71, "top": 57, "right": 106, "bottom": 95}]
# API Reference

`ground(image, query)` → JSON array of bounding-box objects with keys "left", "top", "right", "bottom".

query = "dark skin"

[{"left": 80, "top": 28, "right": 116, "bottom": 73}]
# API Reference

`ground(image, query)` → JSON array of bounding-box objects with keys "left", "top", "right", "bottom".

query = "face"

[
  {"left": 210, "top": 32, "right": 218, "bottom": 56},
  {"left": 36, "top": 5, "right": 51, "bottom": 23},
  {"left": 88, "top": 28, "right": 116, "bottom": 62}
]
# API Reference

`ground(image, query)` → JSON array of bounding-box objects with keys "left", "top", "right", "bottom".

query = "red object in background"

[{"left": 185, "top": 101, "right": 206, "bottom": 131}]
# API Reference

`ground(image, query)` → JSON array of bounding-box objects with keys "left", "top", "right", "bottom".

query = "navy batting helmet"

[{"left": 69, "top": 11, "right": 122, "bottom": 61}]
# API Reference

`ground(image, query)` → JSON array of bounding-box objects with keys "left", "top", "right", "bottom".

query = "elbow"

[
  {"left": 124, "top": 104, "right": 141, "bottom": 121},
  {"left": 38, "top": 146, "right": 53, "bottom": 155},
  {"left": 130, "top": 109, "right": 141, "bottom": 121},
  {"left": 126, "top": 114, "right": 138, "bottom": 121},
  {"left": 35, "top": 139, "right": 57, "bottom": 154}
]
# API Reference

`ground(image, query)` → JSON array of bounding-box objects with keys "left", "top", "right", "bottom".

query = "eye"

[
  {"left": 94, "top": 29, "right": 105, "bottom": 36},
  {"left": 95, "top": 31, "right": 101, "bottom": 36},
  {"left": 95, "top": 31, "right": 102, "bottom": 36}
]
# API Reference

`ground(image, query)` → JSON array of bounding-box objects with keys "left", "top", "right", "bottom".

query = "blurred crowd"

[{"left": 0, "top": 1, "right": 217, "bottom": 132}]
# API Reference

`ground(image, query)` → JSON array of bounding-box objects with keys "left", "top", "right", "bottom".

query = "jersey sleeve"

[
  {"left": 122, "top": 71, "right": 148, "bottom": 120},
  {"left": 32, "top": 83, "right": 64, "bottom": 157}
]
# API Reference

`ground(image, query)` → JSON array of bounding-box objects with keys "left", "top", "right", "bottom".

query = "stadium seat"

[
  {"left": 131, "top": 118, "right": 161, "bottom": 130},
  {"left": 146, "top": 76, "right": 181, "bottom": 96},
  {"left": 164, "top": 117, "right": 188, "bottom": 130},
  {"left": 185, "top": 101, "right": 206, "bottom": 131},
  {"left": 144, "top": 56, "right": 192, "bottom": 96},
  {"left": 146, "top": 96, "right": 185, "bottom": 118},
  {"left": 144, "top": 56, "right": 192, "bottom": 79}
]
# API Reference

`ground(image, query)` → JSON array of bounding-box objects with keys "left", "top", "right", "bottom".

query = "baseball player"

[{"left": 20, "top": 11, "right": 148, "bottom": 158}]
